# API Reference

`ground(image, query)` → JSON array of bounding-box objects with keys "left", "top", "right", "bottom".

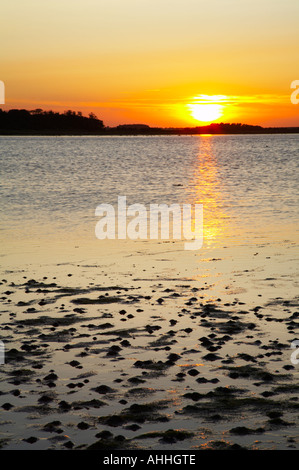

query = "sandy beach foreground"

[{"left": 0, "top": 238, "right": 298, "bottom": 451}]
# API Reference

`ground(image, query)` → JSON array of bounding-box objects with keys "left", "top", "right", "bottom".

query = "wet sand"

[{"left": 0, "top": 239, "right": 298, "bottom": 450}]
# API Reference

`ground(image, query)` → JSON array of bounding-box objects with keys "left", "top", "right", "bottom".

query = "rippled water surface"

[
  {"left": 1, "top": 134, "right": 298, "bottom": 251},
  {"left": 0, "top": 135, "right": 298, "bottom": 450}
]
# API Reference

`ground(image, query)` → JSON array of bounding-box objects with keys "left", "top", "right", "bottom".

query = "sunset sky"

[{"left": 1, "top": 0, "right": 299, "bottom": 127}]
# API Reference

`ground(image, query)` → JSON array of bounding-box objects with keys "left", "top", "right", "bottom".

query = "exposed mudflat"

[{"left": 0, "top": 250, "right": 298, "bottom": 450}]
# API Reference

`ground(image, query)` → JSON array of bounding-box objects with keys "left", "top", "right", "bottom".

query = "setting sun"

[
  {"left": 188, "top": 103, "right": 223, "bottom": 122},
  {"left": 186, "top": 95, "right": 228, "bottom": 123}
]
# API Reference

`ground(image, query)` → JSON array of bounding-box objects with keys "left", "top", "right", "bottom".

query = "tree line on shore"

[
  {"left": 0, "top": 108, "right": 104, "bottom": 132},
  {"left": 0, "top": 108, "right": 298, "bottom": 134}
]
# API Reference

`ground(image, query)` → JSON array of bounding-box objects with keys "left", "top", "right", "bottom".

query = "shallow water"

[
  {"left": 0, "top": 135, "right": 298, "bottom": 450},
  {"left": 0, "top": 134, "right": 298, "bottom": 249}
]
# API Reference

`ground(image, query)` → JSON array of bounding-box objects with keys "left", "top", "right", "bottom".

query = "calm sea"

[
  {"left": 0, "top": 134, "right": 298, "bottom": 256},
  {"left": 1, "top": 134, "right": 299, "bottom": 451}
]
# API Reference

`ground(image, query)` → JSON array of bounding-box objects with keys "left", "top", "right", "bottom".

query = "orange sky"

[{"left": 1, "top": 0, "right": 299, "bottom": 127}]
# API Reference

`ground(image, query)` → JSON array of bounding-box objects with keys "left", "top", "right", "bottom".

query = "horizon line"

[{"left": 1, "top": 107, "right": 299, "bottom": 131}]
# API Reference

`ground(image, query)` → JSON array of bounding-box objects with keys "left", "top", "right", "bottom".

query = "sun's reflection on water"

[{"left": 186, "top": 136, "right": 229, "bottom": 248}]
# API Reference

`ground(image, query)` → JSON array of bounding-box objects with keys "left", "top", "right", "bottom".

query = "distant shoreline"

[
  {"left": 1, "top": 108, "right": 298, "bottom": 135},
  {"left": 1, "top": 128, "right": 299, "bottom": 136}
]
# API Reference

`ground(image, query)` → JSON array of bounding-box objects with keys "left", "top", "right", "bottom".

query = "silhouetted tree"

[{"left": 0, "top": 108, "right": 104, "bottom": 133}]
